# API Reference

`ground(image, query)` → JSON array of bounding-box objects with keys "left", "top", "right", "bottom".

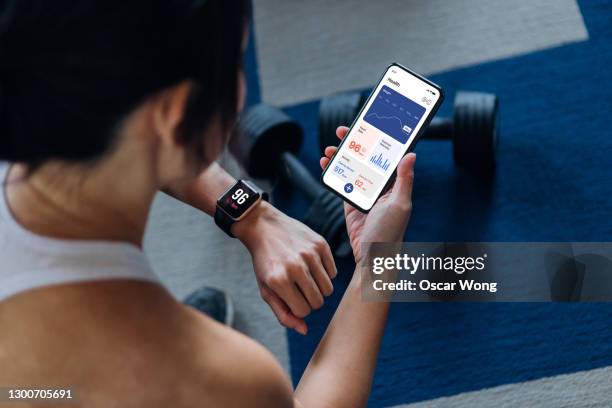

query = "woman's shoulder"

[
  {"left": 0, "top": 281, "right": 295, "bottom": 407},
  {"left": 173, "top": 305, "right": 295, "bottom": 407},
  {"left": 95, "top": 284, "right": 296, "bottom": 407}
]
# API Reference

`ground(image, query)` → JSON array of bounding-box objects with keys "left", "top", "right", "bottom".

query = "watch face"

[{"left": 219, "top": 180, "right": 260, "bottom": 219}]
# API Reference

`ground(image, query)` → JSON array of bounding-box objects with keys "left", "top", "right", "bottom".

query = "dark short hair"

[{"left": 0, "top": 0, "right": 250, "bottom": 166}]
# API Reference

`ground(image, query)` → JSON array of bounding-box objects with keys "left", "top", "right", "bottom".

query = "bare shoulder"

[
  {"left": 0, "top": 281, "right": 296, "bottom": 408},
  {"left": 165, "top": 304, "right": 295, "bottom": 408}
]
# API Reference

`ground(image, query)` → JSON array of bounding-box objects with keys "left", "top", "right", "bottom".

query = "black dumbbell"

[
  {"left": 426, "top": 92, "right": 499, "bottom": 169},
  {"left": 318, "top": 92, "right": 366, "bottom": 155},
  {"left": 231, "top": 104, "right": 352, "bottom": 258},
  {"left": 318, "top": 91, "right": 499, "bottom": 169}
]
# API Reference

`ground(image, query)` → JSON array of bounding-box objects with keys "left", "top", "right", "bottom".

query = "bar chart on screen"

[{"left": 370, "top": 152, "right": 391, "bottom": 171}]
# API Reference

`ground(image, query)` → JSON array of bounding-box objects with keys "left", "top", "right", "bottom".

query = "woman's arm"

[
  {"left": 164, "top": 162, "right": 337, "bottom": 335},
  {"left": 294, "top": 127, "right": 415, "bottom": 408},
  {"left": 163, "top": 161, "right": 234, "bottom": 216},
  {"left": 295, "top": 269, "right": 389, "bottom": 408}
]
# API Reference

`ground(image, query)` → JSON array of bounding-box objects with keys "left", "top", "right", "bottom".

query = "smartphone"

[{"left": 321, "top": 63, "right": 444, "bottom": 212}]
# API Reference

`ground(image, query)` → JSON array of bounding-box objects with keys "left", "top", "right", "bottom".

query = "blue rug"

[{"left": 245, "top": 0, "right": 612, "bottom": 405}]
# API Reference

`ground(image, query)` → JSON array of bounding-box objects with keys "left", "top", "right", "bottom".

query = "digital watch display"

[{"left": 214, "top": 180, "right": 266, "bottom": 237}]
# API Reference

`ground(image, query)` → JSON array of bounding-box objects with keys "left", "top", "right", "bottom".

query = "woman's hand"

[
  {"left": 320, "top": 126, "right": 415, "bottom": 263},
  {"left": 164, "top": 162, "right": 337, "bottom": 335},
  {"left": 233, "top": 202, "right": 337, "bottom": 335}
]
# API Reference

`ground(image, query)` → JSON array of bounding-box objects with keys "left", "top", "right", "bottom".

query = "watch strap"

[{"left": 214, "top": 207, "right": 237, "bottom": 238}]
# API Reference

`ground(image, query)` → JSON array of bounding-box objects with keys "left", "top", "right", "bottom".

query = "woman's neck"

[{"left": 5, "top": 155, "right": 159, "bottom": 247}]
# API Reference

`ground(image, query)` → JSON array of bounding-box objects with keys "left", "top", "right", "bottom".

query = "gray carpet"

[
  {"left": 395, "top": 366, "right": 612, "bottom": 408},
  {"left": 253, "top": 0, "right": 588, "bottom": 106}
]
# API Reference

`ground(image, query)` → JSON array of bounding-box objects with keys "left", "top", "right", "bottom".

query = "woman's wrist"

[{"left": 231, "top": 200, "right": 276, "bottom": 251}]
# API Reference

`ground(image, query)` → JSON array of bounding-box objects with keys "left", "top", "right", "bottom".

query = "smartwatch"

[{"left": 214, "top": 180, "right": 268, "bottom": 238}]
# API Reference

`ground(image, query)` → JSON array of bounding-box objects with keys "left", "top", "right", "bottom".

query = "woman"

[{"left": 0, "top": 1, "right": 416, "bottom": 407}]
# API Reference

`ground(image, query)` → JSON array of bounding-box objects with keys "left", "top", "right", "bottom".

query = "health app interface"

[{"left": 322, "top": 65, "right": 441, "bottom": 210}]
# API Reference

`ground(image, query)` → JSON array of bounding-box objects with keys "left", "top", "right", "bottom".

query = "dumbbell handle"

[
  {"left": 278, "top": 151, "right": 322, "bottom": 199},
  {"left": 423, "top": 117, "right": 453, "bottom": 140}
]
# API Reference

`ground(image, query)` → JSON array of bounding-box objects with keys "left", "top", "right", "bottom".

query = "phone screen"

[{"left": 321, "top": 64, "right": 443, "bottom": 211}]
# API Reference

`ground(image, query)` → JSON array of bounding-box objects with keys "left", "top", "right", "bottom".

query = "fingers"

[
  {"left": 320, "top": 146, "right": 338, "bottom": 170},
  {"left": 285, "top": 283, "right": 312, "bottom": 318},
  {"left": 295, "top": 265, "right": 325, "bottom": 310},
  {"left": 324, "top": 146, "right": 337, "bottom": 157},
  {"left": 303, "top": 250, "right": 334, "bottom": 298},
  {"left": 319, "top": 128, "right": 347, "bottom": 170},
  {"left": 391, "top": 153, "right": 417, "bottom": 201},
  {"left": 260, "top": 285, "right": 308, "bottom": 335},
  {"left": 268, "top": 273, "right": 312, "bottom": 319},
  {"left": 319, "top": 240, "right": 338, "bottom": 279},
  {"left": 320, "top": 157, "right": 330, "bottom": 170},
  {"left": 295, "top": 240, "right": 336, "bottom": 309}
]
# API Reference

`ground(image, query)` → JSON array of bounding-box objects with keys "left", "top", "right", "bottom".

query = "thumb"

[{"left": 391, "top": 153, "right": 416, "bottom": 200}]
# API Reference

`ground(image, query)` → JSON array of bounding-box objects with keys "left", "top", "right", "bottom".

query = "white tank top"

[{"left": 0, "top": 162, "right": 160, "bottom": 302}]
